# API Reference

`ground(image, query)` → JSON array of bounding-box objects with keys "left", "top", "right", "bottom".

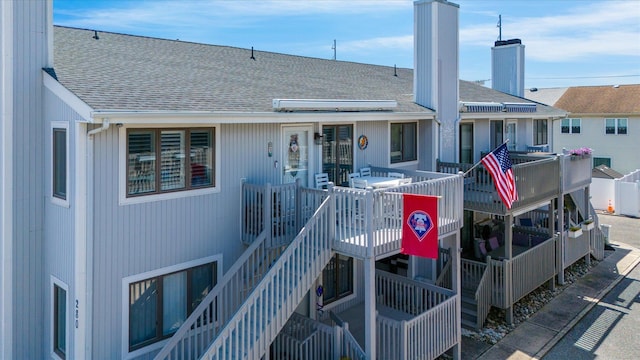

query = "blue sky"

[{"left": 53, "top": 0, "right": 640, "bottom": 89}]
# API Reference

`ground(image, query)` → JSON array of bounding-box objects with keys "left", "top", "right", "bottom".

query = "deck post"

[
  {"left": 265, "top": 183, "right": 272, "bottom": 247},
  {"left": 295, "top": 178, "right": 302, "bottom": 230},
  {"left": 452, "top": 232, "right": 462, "bottom": 360},
  {"left": 548, "top": 199, "right": 556, "bottom": 291},
  {"left": 584, "top": 185, "right": 591, "bottom": 266},
  {"left": 364, "top": 188, "right": 376, "bottom": 360},
  {"left": 505, "top": 214, "right": 514, "bottom": 325},
  {"left": 557, "top": 192, "right": 565, "bottom": 285}
]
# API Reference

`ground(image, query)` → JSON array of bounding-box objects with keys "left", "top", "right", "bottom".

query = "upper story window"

[
  {"left": 605, "top": 118, "right": 627, "bottom": 134},
  {"left": 52, "top": 122, "right": 69, "bottom": 206},
  {"left": 533, "top": 119, "right": 548, "bottom": 145},
  {"left": 561, "top": 118, "right": 581, "bottom": 134},
  {"left": 390, "top": 122, "right": 417, "bottom": 164},
  {"left": 127, "top": 259, "right": 219, "bottom": 353},
  {"left": 127, "top": 128, "right": 215, "bottom": 197}
]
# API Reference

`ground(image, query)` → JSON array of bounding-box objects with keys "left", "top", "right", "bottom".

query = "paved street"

[{"left": 543, "top": 213, "right": 640, "bottom": 360}]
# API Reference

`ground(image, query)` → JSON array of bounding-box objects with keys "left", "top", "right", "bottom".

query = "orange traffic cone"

[{"left": 607, "top": 200, "right": 614, "bottom": 213}]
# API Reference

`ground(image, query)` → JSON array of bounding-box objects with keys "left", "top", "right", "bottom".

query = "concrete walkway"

[{"left": 464, "top": 241, "right": 640, "bottom": 360}]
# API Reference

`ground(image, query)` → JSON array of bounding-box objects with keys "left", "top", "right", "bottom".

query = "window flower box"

[
  {"left": 568, "top": 227, "right": 583, "bottom": 238},
  {"left": 581, "top": 220, "right": 595, "bottom": 231}
]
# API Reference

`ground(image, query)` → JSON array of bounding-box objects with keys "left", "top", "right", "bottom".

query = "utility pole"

[
  {"left": 497, "top": 15, "right": 502, "bottom": 41},
  {"left": 332, "top": 39, "right": 336, "bottom": 60}
]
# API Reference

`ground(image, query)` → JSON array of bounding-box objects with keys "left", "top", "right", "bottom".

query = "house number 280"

[{"left": 75, "top": 299, "right": 79, "bottom": 329}]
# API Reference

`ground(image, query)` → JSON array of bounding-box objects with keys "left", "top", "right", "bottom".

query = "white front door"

[
  {"left": 282, "top": 126, "right": 311, "bottom": 187},
  {"left": 506, "top": 122, "right": 517, "bottom": 151}
]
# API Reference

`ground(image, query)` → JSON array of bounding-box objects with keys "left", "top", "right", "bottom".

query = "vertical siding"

[
  {"left": 414, "top": 1, "right": 459, "bottom": 162},
  {"left": 43, "top": 88, "right": 80, "bottom": 357},
  {"left": 91, "top": 122, "right": 286, "bottom": 358},
  {"left": 11, "top": 1, "right": 47, "bottom": 358}
]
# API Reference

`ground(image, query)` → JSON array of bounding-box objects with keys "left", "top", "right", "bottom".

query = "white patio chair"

[
  {"left": 348, "top": 172, "right": 361, "bottom": 187},
  {"left": 314, "top": 173, "right": 329, "bottom": 189},
  {"left": 359, "top": 167, "right": 371, "bottom": 177},
  {"left": 388, "top": 172, "right": 404, "bottom": 178}
]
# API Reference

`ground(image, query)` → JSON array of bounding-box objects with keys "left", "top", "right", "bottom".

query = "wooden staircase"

[
  {"left": 461, "top": 288, "right": 479, "bottom": 330},
  {"left": 155, "top": 197, "right": 334, "bottom": 360}
]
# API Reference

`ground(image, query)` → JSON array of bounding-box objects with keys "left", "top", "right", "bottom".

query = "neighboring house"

[
  {"left": 1, "top": 1, "right": 601, "bottom": 360},
  {"left": 525, "top": 84, "right": 640, "bottom": 175}
]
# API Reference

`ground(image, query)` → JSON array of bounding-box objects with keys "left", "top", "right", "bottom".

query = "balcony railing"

[
  {"left": 438, "top": 156, "right": 560, "bottom": 214},
  {"left": 561, "top": 154, "right": 592, "bottom": 193}
]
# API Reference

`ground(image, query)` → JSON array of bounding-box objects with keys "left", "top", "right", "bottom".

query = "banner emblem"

[{"left": 406, "top": 210, "right": 434, "bottom": 241}]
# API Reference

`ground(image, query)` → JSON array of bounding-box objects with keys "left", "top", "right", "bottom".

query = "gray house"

[{"left": 1, "top": 1, "right": 601, "bottom": 359}]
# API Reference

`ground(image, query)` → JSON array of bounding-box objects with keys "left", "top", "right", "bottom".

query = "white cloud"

[
  {"left": 55, "top": 0, "right": 413, "bottom": 30},
  {"left": 460, "top": 1, "right": 640, "bottom": 62}
]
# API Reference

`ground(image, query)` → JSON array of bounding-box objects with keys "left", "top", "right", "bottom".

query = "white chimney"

[
  {"left": 414, "top": 0, "right": 459, "bottom": 162},
  {"left": 492, "top": 39, "right": 525, "bottom": 97}
]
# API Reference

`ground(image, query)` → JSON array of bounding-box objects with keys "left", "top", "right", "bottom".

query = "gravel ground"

[{"left": 461, "top": 257, "right": 597, "bottom": 345}]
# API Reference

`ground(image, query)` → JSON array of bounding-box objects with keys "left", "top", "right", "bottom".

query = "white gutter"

[
  {"left": 0, "top": 1, "right": 14, "bottom": 358},
  {"left": 87, "top": 110, "right": 434, "bottom": 125}
]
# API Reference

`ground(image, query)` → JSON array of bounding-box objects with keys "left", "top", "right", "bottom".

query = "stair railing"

[
  {"left": 155, "top": 229, "right": 283, "bottom": 360},
  {"left": 201, "top": 197, "right": 334, "bottom": 360}
]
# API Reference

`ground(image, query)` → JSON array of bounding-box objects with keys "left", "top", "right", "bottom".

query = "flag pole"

[{"left": 462, "top": 139, "right": 510, "bottom": 176}]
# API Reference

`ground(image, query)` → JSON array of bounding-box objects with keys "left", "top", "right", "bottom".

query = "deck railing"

[
  {"left": 202, "top": 198, "right": 334, "bottom": 360},
  {"left": 563, "top": 230, "right": 590, "bottom": 268},
  {"left": 438, "top": 157, "right": 560, "bottom": 215},
  {"left": 271, "top": 313, "right": 335, "bottom": 360},
  {"left": 376, "top": 270, "right": 454, "bottom": 315},
  {"left": 561, "top": 154, "right": 592, "bottom": 193},
  {"left": 331, "top": 172, "right": 463, "bottom": 259},
  {"left": 327, "top": 311, "right": 367, "bottom": 360},
  {"left": 475, "top": 260, "right": 493, "bottom": 329},
  {"left": 377, "top": 296, "right": 458, "bottom": 360},
  {"left": 511, "top": 236, "right": 557, "bottom": 303},
  {"left": 155, "top": 229, "right": 284, "bottom": 360},
  {"left": 242, "top": 181, "right": 328, "bottom": 247},
  {"left": 461, "top": 259, "right": 486, "bottom": 290},
  {"left": 488, "top": 258, "right": 511, "bottom": 308}
]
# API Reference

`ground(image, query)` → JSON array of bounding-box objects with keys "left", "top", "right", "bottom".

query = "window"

[
  {"left": 52, "top": 124, "right": 68, "bottom": 203},
  {"left": 533, "top": 119, "right": 548, "bottom": 145},
  {"left": 322, "top": 254, "right": 353, "bottom": 305},
  {"left": 605, "top": 118, "right": 627, "bottom": 134},
  {"left": 52, "top": 280, "right": 67, "bottom": 360},
  {"left": 490, "top": 120, "right": 503, "bottom": 150},
  {"left": 561, "top": 118, "right": 581, "bottom": 134},
  {"left": 459, "top": 123, "right": 474, "bottom": 164},
  {"left": 127, "top": 128, "right": 215, "bottom": 197},
  {"left": 390, "top": 122, "right": 417, "bottom": 164},
  {"left": 128, "top": 261, "right": 218, "bottom": 351},
  {"left": 593, "top": 157, "right": 611, "bottom": 168}
]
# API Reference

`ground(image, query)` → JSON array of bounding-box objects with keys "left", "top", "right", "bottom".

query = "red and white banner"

[{"left": 401, "top": 194, "right": 439, "bottom": 259}]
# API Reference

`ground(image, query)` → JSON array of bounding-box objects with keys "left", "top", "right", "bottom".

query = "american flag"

[{"left": 481, "top": 143, "right": 518, "bottom": 209}]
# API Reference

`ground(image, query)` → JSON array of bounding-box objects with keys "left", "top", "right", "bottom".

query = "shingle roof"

[
  {"left": 53, "top": 26, "right": 425, "bottom": 113},
  {"left": 592, "top": 164, "right": 624, "bottom": 179},
  {"left": 524, "top": 87, "right": 569, "bottom": 106},
  {"left": 52, "top": 26, "right": 562, "bottom": 117},
  {"left": 553, "top": 85, "right": 640, "bottom": 114}
]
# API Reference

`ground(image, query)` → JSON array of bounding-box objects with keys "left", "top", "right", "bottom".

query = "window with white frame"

[
  {"left": 322, "top": 254, "right": 354, "bottom": 305},
  {"left": 561, "top": 118, "right": 581, "bottom": 134},
  {"left": 52, "top": 279, "right": 68, "bottom": 360},
  {"left": 605, "top": 118, "right": 627, "bottom": 135},
  {"left": 533, "top": 119, "right": 548, "bottom": 145},
  {"left": 127, "top": 128, "right": 215, "bottom": 197},
  {"left": 390, "top": 122, "right": 417, "bottom": 164},
  {"left": 52, "top": 123, "right": 68, "bottom": 203},
  {"left": 127, "top": 260, "right": 218, "bottom": 352}
]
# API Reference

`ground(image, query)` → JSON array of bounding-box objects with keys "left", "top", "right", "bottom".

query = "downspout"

[
  {"left": 75, "top": 119, "right": 108, "bottom": 359},
  {"left": 87, "top": 119, "right": 110, "bottom": 137}
]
